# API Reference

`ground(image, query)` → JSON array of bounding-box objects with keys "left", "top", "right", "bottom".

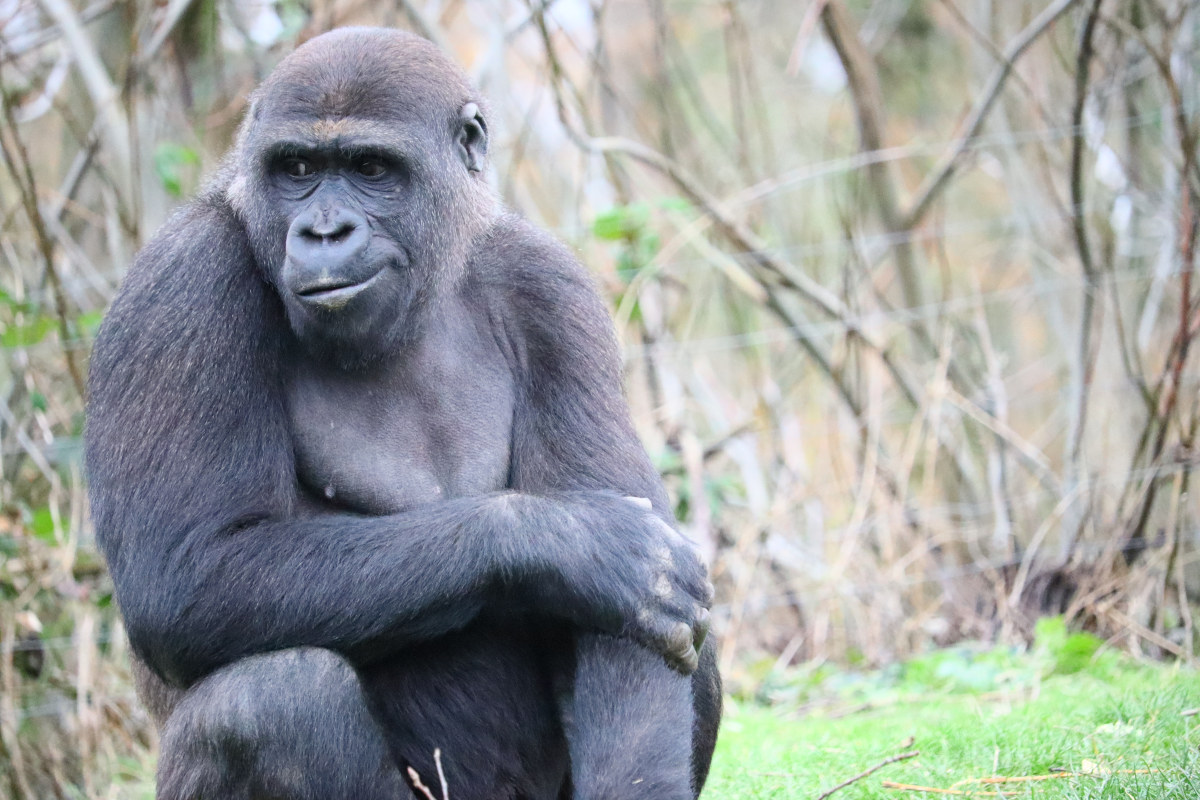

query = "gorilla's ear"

[{"left": 456, "top": 102, "right": 488, "bottom": 173}]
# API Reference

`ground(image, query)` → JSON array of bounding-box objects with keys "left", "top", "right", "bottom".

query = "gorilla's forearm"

[{"left": 117, "top": 489, "right": 705, "bottom": 686}]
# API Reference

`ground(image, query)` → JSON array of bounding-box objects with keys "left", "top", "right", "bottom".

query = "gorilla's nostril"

[
  {"left": 302, "top": 222, "right": 356, "bottom": 245},
  {"left": 327, "top": 223, "right": 355, "bottom": 244}
]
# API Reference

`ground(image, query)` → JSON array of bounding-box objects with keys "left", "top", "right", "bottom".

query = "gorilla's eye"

[
  {"left": 356, "top": 159, "right": 387, "bottom": 179},
  {"left": 282, "top": 158, "right": 314, "bottom": 178}
]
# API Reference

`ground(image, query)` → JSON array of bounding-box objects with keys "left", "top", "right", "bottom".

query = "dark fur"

[{"left": 86, "top": 28, "right": 719, "bottom": 800}]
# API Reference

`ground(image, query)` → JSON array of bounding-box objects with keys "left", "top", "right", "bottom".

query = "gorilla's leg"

[
  {"left": 156, "top": 647, "right": 405, "bottom": 800},
  {"left": 563, "top": 634, "right": 694, "bottom": 800}
]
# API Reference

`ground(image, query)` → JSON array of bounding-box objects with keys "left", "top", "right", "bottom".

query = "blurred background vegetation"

[{"left": 1, "top": 0, "right": 1198, "bottom": 796}]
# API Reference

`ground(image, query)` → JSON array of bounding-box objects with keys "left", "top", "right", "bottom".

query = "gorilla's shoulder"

[
  {"left": 134, "top": 195, "right": 246, "bottom": 274},
  {"left": 469, "top": 212, "right": 620, "bottom": 372},
  {"left": 99, "top": 195, "right": 265, "bottom": 368},
  {"left": 473, "top": 212, "right": 599, "bottom": 308}
]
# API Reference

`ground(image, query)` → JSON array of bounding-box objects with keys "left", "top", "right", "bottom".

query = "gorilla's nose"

[{"left": 284, "top": 207, "right": 377, "bottom": 305}]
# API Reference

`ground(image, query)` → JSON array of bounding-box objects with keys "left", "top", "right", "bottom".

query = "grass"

[
  {"left": 96, "top": 621, "right": 1198, "bottom": 799},
  {"left": 706, "top": 627, "right": 1200, "bottom": 799}
]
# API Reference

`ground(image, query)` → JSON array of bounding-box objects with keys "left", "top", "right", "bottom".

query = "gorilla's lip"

[{"left": 295, "top": 270, "right": 384, "bottom": 310}]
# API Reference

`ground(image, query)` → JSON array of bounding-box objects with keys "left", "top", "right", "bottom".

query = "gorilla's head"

[{"left": 228, "top": 28, "right": 496, "bottom": 368}]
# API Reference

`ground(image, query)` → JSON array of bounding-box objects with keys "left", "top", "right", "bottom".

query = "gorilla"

[{"left": 85, "top": 27, "right": 720, "bottom": 800}]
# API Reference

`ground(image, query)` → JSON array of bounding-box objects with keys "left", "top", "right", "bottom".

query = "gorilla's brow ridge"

[
  {"left": 265, "top": 119, "right": 424, "bottom": 153},
  {"left": 264, "top": 140, "right": 414, "bottom": 164}
]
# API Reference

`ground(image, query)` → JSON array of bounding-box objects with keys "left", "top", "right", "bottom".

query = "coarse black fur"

[{"left": 86, "top": 27, "right": 720, "bottom": 800}]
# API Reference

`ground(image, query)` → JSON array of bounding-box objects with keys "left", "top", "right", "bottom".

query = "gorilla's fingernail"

[
  {"left": 670, "top": 621, "right": 692, "bottom": 652},
  {"left": 694, "top": 611, "right": 710, "bottom": 651}
]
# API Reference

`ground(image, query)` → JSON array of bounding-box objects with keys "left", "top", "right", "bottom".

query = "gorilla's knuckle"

[
  {"left": 623, "top": 495, "right": 653, "bottom": 510},
  {"left": 668, "top": 622, "right": 693, "bottom": 651}
]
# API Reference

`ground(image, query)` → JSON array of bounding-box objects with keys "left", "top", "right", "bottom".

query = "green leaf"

[
  {"left": 656, "top": 196, "right": 693, "bottom": 213},
  {"left": 154, "top": 142, "right": 201, "bottom": 198},
  {"left": 1033, "top": 615, "right": 1068, "bottom": 649},
  {"left": 77, "top": 310, "right": 105, "bottom": 338},
  {"left": 1053, "top": 632, "right": 1104, "bottom": 675},
  {"left": 1034, "top": 615, "right": 1103, "bottom": 675},
  {"left": 30, "top": 391, "right": 47, "bottom": 412},
  {"left": 592, "top": 208, "right": 628, "bottom": 241},
  {"left": 1, "top": 316, "right": 56, "bottom": 347},
  {"left": 638, "top": 231, "right": 661, "bottom": 262},
  {"left": 592, "top": 203, "right": 651, "bottom": 241},
  {"left": 616, "top": 250, "right": 641, "bottom": 283},
  {"left": 0, "top": 288, "right": 32, "bottom": 313},
  {"left": 30, "top": 507, "right": 60, "bottom": 544}
]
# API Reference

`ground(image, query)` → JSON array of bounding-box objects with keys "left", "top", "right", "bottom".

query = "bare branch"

[
  {"left": 1062, "top": 0, "right": 1106, "bottom": 554},
  {"left": 37, "top": 0, "right": 131, "bottom": 178},
  {"left": 0, "top": 58, "right": 87, "bottom": 398},
  {"left": 818, "top": 0, "right": 923, "bottom": 310},
  {"left": 815, "top": 748, "right": 920, "bottom": 800},
  {"left": 903, "top": 0, "right": 1081, "bottom": 229}
]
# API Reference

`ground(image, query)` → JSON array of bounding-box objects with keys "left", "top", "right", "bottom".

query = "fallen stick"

[
  {"left": 815, "top": 749, "right": 920, "bottom": 800},
  {"left": 881, "top": 781, "right": 982, "bottom": 795}
]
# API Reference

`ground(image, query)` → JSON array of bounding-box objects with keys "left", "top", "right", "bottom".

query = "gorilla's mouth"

[{"left": 294, "top": 270, "right": 384, "bottom": 310}]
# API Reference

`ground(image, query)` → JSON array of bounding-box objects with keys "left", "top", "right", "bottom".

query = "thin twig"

[
  {"left": 140, "top": 0, "right": 200, "bottom": 66},
  {"left": 882, "top": 782, "right": 980, "bottom": 795},
  {"left": 406, "top": 749, "right": 449, "bottom": 800},
  {"left": 1061, "top": 0, "right": 1106, "bottom": 556},
  {"left": 407, "top": 766, "right": 440, "bottom": 800},
  {"left": 885, "top": 768, "right": 1161, "bottom": 795},
  {"left": 903, "top": 0, "right": 1081, "bottom": 229},
  {"left": 0, "top": 59, "right": 87, "bottom": 398},
  {"left": 815, "top": 749, "right": 920, "bottom": 800},
  {"left": 397, "top": 0, "right": 454, "bottom": 56},
  {"left": 525, "top": 1, "right": 910, "bottom": 420},
  {"left": 1116, "top": 5, "right": 1200, "bottom": 548},
  {"left": 434, "top": 748, "right": 450, "bottom": 800},
  {"left": 943, "top": 387, "right": 1060, "bottom": 494},
  {"left": 0, "top": 0, "right": 114, "bottom": 61},
  {"left": 818, "top": 0, "right": 922, "bottom": 310},
  {"left": 954, "top": 768, "right": 1160, "bottom": 786},
  {"left": 36, "top": 0, "right": 131, "bottom": 177},
  {"left": 1103, "top": 605, "right": 1191, "bottom": 661}
]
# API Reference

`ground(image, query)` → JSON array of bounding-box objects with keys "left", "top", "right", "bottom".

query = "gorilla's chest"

[{"left": 283, "top": 320, "right": 515, "bottom": 515}]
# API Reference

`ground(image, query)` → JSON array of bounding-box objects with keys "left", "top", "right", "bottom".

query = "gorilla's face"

[
  {"left": 262, "top": 132, "right": 433, "bottom": 363},
  {"left": 228, "top": 29, "right": 492, "bottom": 369}
]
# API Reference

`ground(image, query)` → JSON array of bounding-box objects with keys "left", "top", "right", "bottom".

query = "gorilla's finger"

[
  {"left": 671, "top": 645, "right": 700, "bottom": 675},
  {"left": 693, "top": 607, "right": 711, "bottom": 652}
]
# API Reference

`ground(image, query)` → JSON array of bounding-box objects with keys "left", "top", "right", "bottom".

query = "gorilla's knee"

[{"left": 157, "top": 648, "right": 403, "bottom": 800}]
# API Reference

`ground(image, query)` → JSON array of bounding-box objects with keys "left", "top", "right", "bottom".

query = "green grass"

[
  {"left": 100, "top": 621, "right": 1198, "bottom": 799},
  {"left": 706, "top": 631, "right": 1200, "bottom": 799}
]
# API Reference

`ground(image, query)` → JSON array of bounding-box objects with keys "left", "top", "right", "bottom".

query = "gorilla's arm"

[
  {"left": 493, "top": 215, "right": 712, "bottom": 671},
  {"left": 87, "top": 201, "right": 706, "bottom": 687}
]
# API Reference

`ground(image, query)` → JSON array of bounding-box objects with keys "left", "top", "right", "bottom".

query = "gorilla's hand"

[
  {"left": 512, "top": 492, "right": 713, "bottom": 674},
  {"left": 618, "top": 495, "right": 714, "bottom": 671}
]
